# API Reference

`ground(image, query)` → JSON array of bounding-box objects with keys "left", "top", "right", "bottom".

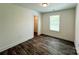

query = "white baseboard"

[{"left": 0, "top": 36, "right": 33, "bottom": 53}]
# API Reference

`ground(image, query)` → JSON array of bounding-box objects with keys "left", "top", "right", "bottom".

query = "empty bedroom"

[{"left": 0, "top": 3, "right": 79, "bottom": 55}]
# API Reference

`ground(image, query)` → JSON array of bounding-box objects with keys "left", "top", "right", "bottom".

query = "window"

[{"left": 50, "top": 15, "right": 60, "bottom": 32}]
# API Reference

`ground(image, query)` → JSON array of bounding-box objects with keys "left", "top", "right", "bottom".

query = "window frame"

[{"left": 49, "top": 15, "right": 60, "bottom": 32}]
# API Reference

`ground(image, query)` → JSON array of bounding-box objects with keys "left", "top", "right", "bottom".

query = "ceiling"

[{"left": 15, "top": 3, "right": 77, "bottom": 13}]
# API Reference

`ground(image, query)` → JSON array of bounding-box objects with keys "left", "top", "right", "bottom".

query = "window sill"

[{"left": 49, "top": 30, "right": 60, "bottom": 33}]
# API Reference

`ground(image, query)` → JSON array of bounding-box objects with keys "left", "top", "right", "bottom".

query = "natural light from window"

[{"left": 50, "top": 15, "right": 60, "bottom": 32}]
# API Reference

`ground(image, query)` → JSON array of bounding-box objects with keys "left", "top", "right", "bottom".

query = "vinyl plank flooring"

[{"left": 0, "top": 35, "right": 77, "bottom": 55}]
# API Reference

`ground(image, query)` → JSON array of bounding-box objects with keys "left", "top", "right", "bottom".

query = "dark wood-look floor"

[{"left": 0, "top": 34, "right": 77, "bottom": 55}]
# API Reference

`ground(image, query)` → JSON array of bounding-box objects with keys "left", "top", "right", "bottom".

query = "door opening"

[{"left": 34, "top": 16, "right": 38, "bottom": 36}]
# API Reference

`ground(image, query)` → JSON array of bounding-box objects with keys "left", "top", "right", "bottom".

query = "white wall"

[
  {"left": 0, "top": 4, "right": 41, "bottom": 52},
  {"left": 75, "top": 4, "right": 79, "bottom": 54},
  {"left": 42, "top": 9, "right": 75, "bottom": 42}
]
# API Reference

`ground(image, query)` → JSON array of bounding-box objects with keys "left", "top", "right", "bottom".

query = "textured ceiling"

[{"left": 15, "top": 3, "right": 77, "bottom": 13}]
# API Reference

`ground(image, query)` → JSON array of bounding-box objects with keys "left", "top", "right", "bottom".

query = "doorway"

[{"left": 34, "top": 16, "right": 38, "bottom": 36}]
